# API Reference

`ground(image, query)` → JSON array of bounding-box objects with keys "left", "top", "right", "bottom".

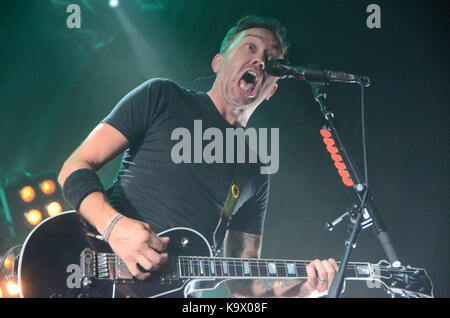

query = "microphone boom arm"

[{"left": 266, "top": 59, "right": 371, "bottom": 87}]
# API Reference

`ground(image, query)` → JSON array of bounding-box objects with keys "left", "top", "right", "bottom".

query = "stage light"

[
  {"left": 0, "top": 287, "right": 3, "bottom": 298},
  {"left": 135, "top": 0, "right": 166, "bottom": 11},
  {"left": 40, "top": 180, "right": 56, "bottom": 195},
  {"left": 1, "top": 171, "right": 67, "bottom": 240},
  {"left": 25, "top": 209, "right": 43, "bottom": 226},
  {"left": 3, "top": 255, "right": 12, "bottom": 270},
  {"left": 109, "top": 0, "right": 119, "bottom": 7},
  {"left": 46, "top": 201, "right": 63, "bottom": 217},
  {"left": 19, "top": 186, "right": 35, "bottom": 203},
  {"left": 6, "top": 280, "right": 19, "bottom": 297}
]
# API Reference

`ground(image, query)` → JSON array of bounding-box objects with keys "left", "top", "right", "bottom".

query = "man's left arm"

[{"left": 224, "top": 229, "right": 339, "bottom": 298}]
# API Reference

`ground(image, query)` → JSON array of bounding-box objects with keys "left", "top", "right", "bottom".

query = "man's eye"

[{"left": 246, "top": 44, "right": 256, "bottom": 51}]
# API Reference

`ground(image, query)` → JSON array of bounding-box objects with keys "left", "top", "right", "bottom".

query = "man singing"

[{"left": 58, "top": 15, "right": 339, "bottom": 298}]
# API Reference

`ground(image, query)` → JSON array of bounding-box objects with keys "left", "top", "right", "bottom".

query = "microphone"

[{"left": 266, "top": 59, "right": 371, "bottom": 87}]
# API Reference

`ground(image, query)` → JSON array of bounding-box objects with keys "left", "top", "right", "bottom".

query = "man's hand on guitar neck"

[
  {"left": 225, "top": 229, "right": 342, "bottom": 298},
  {"left": 298, "top": 258, "right": 341, "bottom": 297}
]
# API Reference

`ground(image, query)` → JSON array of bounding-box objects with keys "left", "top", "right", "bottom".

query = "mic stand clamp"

[
  {"left": 327, "top": 204, "right": 365, "bottom": 298},
  {"left": 325, "top": 203, "right": 373, "bottom": 234}
]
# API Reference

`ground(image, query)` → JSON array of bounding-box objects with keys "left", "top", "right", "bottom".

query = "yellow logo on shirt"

[{"left": 231, "top": 184, "right": 240, "bottom": 199}]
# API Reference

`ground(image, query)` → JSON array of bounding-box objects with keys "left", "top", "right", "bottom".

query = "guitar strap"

[{"left": 211, "top": 148, "right": 251, "bottom": 256}]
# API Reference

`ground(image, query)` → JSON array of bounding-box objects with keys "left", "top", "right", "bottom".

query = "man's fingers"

[
  {"left": 302, "top": 258, "right": 341, "bottom": 297},
  {"left": 328, "top": 258, "right": 339, "bottom": 272},
  {"left": 305, "top": 262, "right": 317, "bottom": 287},
  {"left": 136, "top": 255, "right": 153, "bottom": 272},
  {"left": 321, "top": 260, "right": 336, "bottom": 290},
  {"left": 311, "top": 259, "right": 328, "bottom": 292},
  {"left": 140, "top": 246, "right": 168, "bottom": 269},
  {"left": 127, "top": 261, "right": 150, "bottom": 280},
  {"left": 147, "top": 233, "right": 170, "bottom": 252}
]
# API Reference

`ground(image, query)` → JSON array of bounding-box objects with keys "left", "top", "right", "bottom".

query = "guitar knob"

[
  {"left": 82, "top": 277, "right": 92, "bottom": 288},
  {"left": 181, "top": 237, "right": 189, "bottom": 248}
]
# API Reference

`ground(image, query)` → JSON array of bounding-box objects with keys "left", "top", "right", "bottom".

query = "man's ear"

[
  {"left": 266, "top": 83, "right": 278, "bottom": 100},
  {"left": 211, "top": 54, "right": 224, "bottom": 73}
]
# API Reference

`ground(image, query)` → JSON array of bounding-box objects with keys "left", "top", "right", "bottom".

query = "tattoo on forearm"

[
  {"left": 279, "top": 280, "right": 302, "bottom": 288},
  {"left": 255, "top": 280, "right": 276, "bottom": 292}
]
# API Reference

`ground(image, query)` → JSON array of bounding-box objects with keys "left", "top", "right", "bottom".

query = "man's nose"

[{"left": 252, "top": 58, "right": 265, "bottom": 71}]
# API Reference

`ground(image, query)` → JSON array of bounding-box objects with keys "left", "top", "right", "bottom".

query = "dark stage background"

[{"left": 0, "top": 0, "right": 448, "bottom": 298}]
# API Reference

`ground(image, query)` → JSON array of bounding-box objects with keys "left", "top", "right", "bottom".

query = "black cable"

[{"left": 358, "top": 78, "right": 369, "bottom": 211}]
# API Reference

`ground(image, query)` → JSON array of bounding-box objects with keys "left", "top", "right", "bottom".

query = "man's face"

[{"left": 214, "top": 28, "right": 283, "bottom": 110}]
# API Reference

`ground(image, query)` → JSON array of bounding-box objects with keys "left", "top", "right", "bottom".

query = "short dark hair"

[{"left": 219, "top": 15, "right": 290, "bottom": 58}]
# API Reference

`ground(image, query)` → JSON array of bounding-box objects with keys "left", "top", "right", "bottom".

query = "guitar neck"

[{"left": 178, "top": 256, "right": 373, "bottom": 281}]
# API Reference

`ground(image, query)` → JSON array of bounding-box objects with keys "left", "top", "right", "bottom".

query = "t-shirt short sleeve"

[{"left": 101, "top": 78, "right": 168, "bottom": 146}]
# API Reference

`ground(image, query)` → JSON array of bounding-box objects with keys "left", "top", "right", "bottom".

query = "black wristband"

[{"left": 63, "top": 169, "right": 105, "bottom": 211}]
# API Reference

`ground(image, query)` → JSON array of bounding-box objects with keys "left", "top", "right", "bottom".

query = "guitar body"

[{"left": 18, "top": 211, "right": 216, "bottom": 298}]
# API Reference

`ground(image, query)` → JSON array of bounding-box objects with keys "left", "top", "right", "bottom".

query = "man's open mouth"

[{"left": 238, "top": 70, "right": 260, "bottom": 97}]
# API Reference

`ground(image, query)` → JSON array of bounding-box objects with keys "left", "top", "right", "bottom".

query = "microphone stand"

[{"left": 307, "top": 82, "right": 401, "bottom": 298}]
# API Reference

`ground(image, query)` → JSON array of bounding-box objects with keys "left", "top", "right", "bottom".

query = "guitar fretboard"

[{"left": 178, "top": 256, "right": 372, "bottom": 280}]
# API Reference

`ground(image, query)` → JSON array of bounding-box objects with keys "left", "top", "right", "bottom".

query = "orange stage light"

[
  {"left": 25, "top": 209, "right": 43, "bottom": 226},
  {"left": 46, "top": 201, "right": 63, "bottom": 217},
  {"left": 40, "top": 180, "right": 56, "bottom": 195},
  {"left": 19, "top": 186, "right": 35, "bottom": 203},
  {"left": 6, "top": 280, "right": 20, "bottom": 296},
  {"left": 3, "top": 255, "right": 12, "bottom": 270}
]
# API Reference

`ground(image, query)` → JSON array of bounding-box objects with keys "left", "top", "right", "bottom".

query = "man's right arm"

[{"left": 58, "top": 122, "right": 169, "bottom": 279}]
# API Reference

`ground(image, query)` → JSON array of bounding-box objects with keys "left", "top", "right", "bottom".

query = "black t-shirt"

[{"left": 101, "top": 78, "right": 269, "bottom": 245}]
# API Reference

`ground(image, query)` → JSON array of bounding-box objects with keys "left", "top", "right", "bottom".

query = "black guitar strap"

[{"left": 211, "top": 155, "right": 251, "bottom": 256}]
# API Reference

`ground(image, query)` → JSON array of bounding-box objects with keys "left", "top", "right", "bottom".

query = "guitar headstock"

[{"left": 371, "top": 260, "right": 433, "bottom": 298}]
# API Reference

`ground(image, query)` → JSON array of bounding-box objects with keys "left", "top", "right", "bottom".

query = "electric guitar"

[{"left": 18, "top": 211, "right": 433, "bottom": 298}]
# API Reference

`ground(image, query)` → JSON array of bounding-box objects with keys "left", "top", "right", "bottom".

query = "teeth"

[{"left": 239, "top": 80, "right": 255, "bottom": 94}]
